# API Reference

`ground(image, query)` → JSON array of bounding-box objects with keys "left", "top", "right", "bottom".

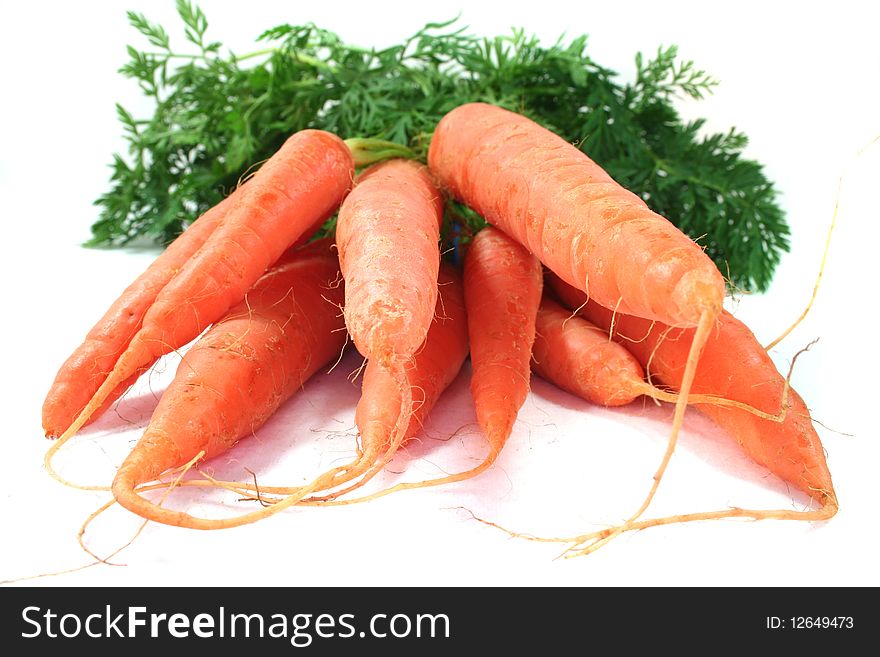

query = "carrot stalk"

[{"left": 344, "top": 138, "right": 418, "bottom": 168}]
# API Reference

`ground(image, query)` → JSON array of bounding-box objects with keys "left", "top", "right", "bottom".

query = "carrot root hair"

[
  {"left": 638, "top": 335, "right": 819, "bottom": 424},
  {"left": 306, "top": 444, "right": 502, "bottom": 507},
  {"left": 560, "top": 497, "right": 839, "bottom": 559},
  {"left": 763, "top": 133, "right": 880, "bottom": 351},
  {"left": 460, "top": 496, "right": 839, "bottom": 559},
  {"left": 112, "top": 459, "right": 336, "bottom": 530},
  {"left": 583, "top": 308, "right": 716, "bottom": 554},
  {"left": 463, "top": 307, "right": 839, "bottom": 557}
]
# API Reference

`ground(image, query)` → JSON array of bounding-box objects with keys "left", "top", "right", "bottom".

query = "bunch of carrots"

[{"left": 41, "top": 102, "right": 836, "bottom": 555}]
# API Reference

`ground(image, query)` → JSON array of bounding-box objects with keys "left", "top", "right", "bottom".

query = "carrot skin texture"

[
  {"left": 532, "top": 296, "right": 644, "bottom": 406},
  {"left": 41, "top": 192, "right": 233, "bottom": 437},
  {"left": 112, "top": 239, "right": 347, "bottom": 506},
  {"left": 335, "top": 159, "right": 443, "bottom": 366},
  {"left": 549, "top": 274, "right": 836, "bottom": 503},
  {"left": 428, "top": 102, "right": 724, "bottom": 327},
  {"left": 355, "top": 263, "right": 469, "bottom": 453},
  {"left": 463, "top": 226, "right": 543, "bottom": 451}
]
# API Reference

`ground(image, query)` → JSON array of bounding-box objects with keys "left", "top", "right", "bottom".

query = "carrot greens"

[{"left": 94, "top": 0, "right": 787, "bottom": 292}]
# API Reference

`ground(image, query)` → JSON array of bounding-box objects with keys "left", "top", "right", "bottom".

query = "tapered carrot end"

[
  {"left": 796, "top": 433, "right": 837, "bottom": 509},
  {"left": 481, "top": 414, "right": 516, "bottom": 455},
  {"left": 43, "top": 381, "right": 129, "bottom": 439},
  {"left": 42, "top": 379, "right": 125, "bottom": 438},
  {"left": 807, "top": 469, "right": 837, "bottom": 510},
  {"left": 110, "top": 470, "right": 138, "bottom": 515},
  {"left": 42, "top": 391, "right": 77, "bottom": 439},
  {"left": 820, "top": 490, "right": 839, "bottom": 516},
  {"left": 116, "top": 428, "right": 186, "bottom": 495}
]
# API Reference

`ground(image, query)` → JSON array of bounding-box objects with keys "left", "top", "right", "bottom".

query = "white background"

[{"left": 1, "top": 0, "right": 877, "bottom": 587}]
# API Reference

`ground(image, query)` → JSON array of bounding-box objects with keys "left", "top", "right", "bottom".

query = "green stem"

[
  {"left": 289, "top": 51, "right": 336, "bottom": 71},
  {"left": 235, "top": 47, "right": 278, "bottom": 62},
  {"left": 344, "top": 138, "right": 419, "bottom": 168},
  {"left": 140, "top": 47, "right": 334, "bottom": 70}
]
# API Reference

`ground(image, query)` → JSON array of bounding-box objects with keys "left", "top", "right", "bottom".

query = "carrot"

[
  {"left": 45, "top": 129, "right": 354, "bottom": 486},
  {"left": 545, "top": 273, "right": 836, "bottom": 556},
  {"left": 312, "top": 158, "right": 443, "bottom": 498},
  {"left": 428, "top": 102, "right": 724, "bottom": 328},
  {"left": 532, "top": 295, "right": 785, "bottom": 416},
  {"left": 42, "top": 191, "right": 231, "bottom": 438},
  {"left": 532, "top": 295, "right": 646, "bottom": 407},
  {"left": 111, "top": 239, "right": 348, "bottom": 528},
  {"left": 428, "top": 102, "right": 722, "bottom": 537},
  {"left": 462, "top": 226, "right": 542, "bottom": 475},
  {"left": 336, "top": 159, "right": 444, "bottom": 366},
  {"left": 549, "top": 275, "right": 836, "bottom": 505},
  {"left": 42, "top": 185, "right": 330, "bottom": 441}
]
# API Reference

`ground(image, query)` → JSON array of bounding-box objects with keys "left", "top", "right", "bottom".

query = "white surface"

[{"left": 1, "top": 0, "right": 877, "bottom": 586}]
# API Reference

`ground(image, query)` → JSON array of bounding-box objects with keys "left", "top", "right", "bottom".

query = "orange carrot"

[
  {"left": 549, "top": 274, "right": 836, "bottom": 507},
  {"left": 533, "top": 293, "right": 793, "bottom": 416},
  {"left": 428, "top": 102, "right": 724, "bottom": 328},
  {"left": 532, "top": 295, "right": 645, "bottom": 407},
  {"left": 429, "top": 102, "right": 722, "bottom": 536},
  {"left": 307, "top": 262, "right": 469, "bottom": 501},
  {"left": 518, "top": 275, "right": 838, "bottom": 556},
  {"left": 46, "top": 129, "right": 354, "bottom": 485},
  {"left": 43, "top": 189, "right": 327, "bottom": 440},
  {"left": 463, "top": 226, "right": 542, "bottom": 471},
  {"left": 335, "top": 159, "right": 444, "bottom": 366},
  {"left": 42, "top": 192, "right": 232, "bottom": 438},
  {"left": 111, "top": 239, "right": 348, "bottom": 528},
  {"left": 317, "top": 158, "right": 443, "bottom": 497},
  {"left": 302, "top": 230, "right": 541, "bottom": 505}
]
